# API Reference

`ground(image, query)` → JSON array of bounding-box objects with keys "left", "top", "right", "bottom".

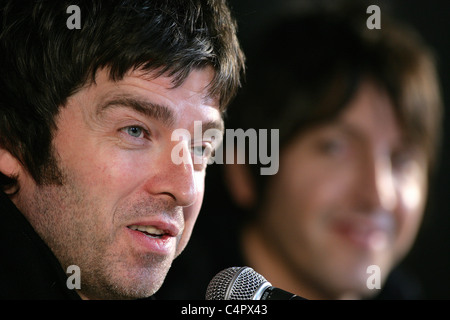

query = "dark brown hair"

[{"left": 0, "top": 0, "right": 245, "bottom": 192}]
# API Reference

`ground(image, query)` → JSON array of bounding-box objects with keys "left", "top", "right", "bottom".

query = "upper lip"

[{"left": 126, "top": 218, "right": 181, "bottom": 237}]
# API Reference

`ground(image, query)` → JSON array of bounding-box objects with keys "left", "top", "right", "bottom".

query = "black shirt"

[{"left": 0, "top": 191, "right": 80, "bottom": 299}]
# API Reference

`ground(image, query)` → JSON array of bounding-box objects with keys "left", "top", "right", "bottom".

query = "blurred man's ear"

[{"left": 224, "top": 162, "right": 257, "bottom": 210}]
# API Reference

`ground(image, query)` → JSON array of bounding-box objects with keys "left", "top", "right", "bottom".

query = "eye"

[
  {"left": 118, "top": 125, "right": 151, "bottom": 146},
  {"left": 191, "top": 143, "right": 214, "bottom": 168},
  {"left": 192, "top": 145, "right": 209, "bottom": 157},
  {"left": 194, "top": 145, "right": 214, "bottom": 159},
  {"left": 124, "top": 126, "right": 144, "bottom": 138},
  {"left": 316, "top": 138, "right": 348, "bottom": 156}
]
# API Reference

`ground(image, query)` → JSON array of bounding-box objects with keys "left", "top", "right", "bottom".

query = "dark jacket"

[{"left": 0, "top": 191, "right": 80, "bottom": 299}]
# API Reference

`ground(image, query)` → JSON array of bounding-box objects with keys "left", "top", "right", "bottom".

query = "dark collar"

[{"left": 0, "top": 191, "right": 80, "bottom": 299}]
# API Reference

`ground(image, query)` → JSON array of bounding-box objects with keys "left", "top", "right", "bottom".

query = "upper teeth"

[{"left": 128, "top": 225, "right": 165, "bottom": 235}]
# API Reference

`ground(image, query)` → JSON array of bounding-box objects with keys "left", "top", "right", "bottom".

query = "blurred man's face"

[
  {"left": 11, "top": 66, "right": 222, "bottom": 299},
  {"left": 258, "top": 80, "right": 427, "bottom": 299}
]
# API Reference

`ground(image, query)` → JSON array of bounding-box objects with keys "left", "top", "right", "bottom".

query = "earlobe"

[{"left": 223, "top": 163, "right": 257, "bottom": 210}]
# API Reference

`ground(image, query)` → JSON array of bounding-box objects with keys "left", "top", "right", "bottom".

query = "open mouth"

[{"left": 127, "top": 225, "right": 167, "bottom": 239}]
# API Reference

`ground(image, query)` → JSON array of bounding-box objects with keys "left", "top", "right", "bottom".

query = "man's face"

[
  {"left": 258, "top": 81, "right": 427, "bottom": 298},
  {"left": 13, "top": 67, "right": 222, "bottom": 299}
]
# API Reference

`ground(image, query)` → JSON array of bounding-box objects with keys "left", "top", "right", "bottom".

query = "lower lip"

[{"left": 126, "top": 227, "right": 176, "bottom": 255}]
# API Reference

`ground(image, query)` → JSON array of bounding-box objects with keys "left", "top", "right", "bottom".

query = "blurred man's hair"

[{"left": 226, "top": 3, "right": 442, "bottom": 200}]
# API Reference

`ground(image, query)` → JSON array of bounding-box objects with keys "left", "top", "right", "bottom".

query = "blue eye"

[
  {"left": 191, "top": 144, "right": 214, "bottom": 168},
  {"left": 193, "top": 146, "right": 207, "bottom": 157},
  {"left": 125, "top": 126, "right": 144, "bottom": 138}
]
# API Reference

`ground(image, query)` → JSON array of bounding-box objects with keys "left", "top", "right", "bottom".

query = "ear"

[
  {"left": 223, "top": 162, "right": 257, "bottom": 210},
  {"left": 0, "top": 148, "right": 21, "bottom": 180}
]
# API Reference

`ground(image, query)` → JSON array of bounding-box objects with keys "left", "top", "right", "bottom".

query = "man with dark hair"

[
  {"left": 158, "top": 3, "right": 443, "bottom": 299},
  {"left": 223, "top": 6, "right": 442, "bottom": 300},
  {"left": 0, "top": 0, "right": 244, "bottom": 299}
]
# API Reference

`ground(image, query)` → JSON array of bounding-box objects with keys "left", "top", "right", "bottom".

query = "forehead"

[
  {"left": 131, "top": 67, "right": 218, "bottom": 105},
  {"left": 295, "top": 80, "right": 403, "bottom": 152},
  {"left": 79, "top": 66, "right": 222, "bottom": 125},
  {"left": 99, "top": 66, "right": 218, "bottom": 106},
  {"left": 338, "top": 80, "right": 400, "bottom": 142}
]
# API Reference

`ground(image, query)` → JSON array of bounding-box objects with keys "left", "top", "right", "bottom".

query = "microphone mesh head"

[{"left": 205, "top": 266, "right": 268, "bottom": 300}]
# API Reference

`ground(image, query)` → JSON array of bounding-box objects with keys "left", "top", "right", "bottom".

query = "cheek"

[
  {"left": 261, "top": 163, "right": 317, "bottom": 237},
  {"left": 271, "top": 154, "right": 351, "bottom": 218},
  {"left": 400, "top": 178, "right": 425, "bottom": 213},
  {"left": 394, "top": 178, "right": 427, "bottom": 254},
  {"left": 260, "top": 148, "right": 359, "bottom": 253},
  {"left": 77, "top": 149, "right": 151, "bottom": 202},
  {"left": 185, "top": 190, "right": 204, "bottom": 229},
  {"left": 176, "top": 173, "right": 205, "bottom": 254}
]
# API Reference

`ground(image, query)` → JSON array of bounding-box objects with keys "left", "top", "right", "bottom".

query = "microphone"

[{"left": 205, "top": 266, "right": 306, "bottom": 300}]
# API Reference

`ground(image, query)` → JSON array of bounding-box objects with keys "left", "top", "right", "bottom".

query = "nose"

[
  {"left": 359, "top": 151, "right": 397, "bottom": 212},
  {"left": 144, "top": 140, "right": 197, "bottom": 207}
]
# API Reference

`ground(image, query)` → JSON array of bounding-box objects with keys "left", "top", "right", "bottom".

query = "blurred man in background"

[{"left": 158, "top": 2, "right": 443, "bottom": 299}]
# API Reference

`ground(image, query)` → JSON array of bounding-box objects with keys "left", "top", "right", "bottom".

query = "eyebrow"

[
  {"left": 97, "top": 96, "right": 176, "bottom": 127},
  {"left": 202, "top": 118, "right": 224, "bottom": 135},
  {"left": 329, "top": 119, "right": 406, "bottom": 150},
  {"left": 97, "top": 95, "right": 224, "bottom": 134}
]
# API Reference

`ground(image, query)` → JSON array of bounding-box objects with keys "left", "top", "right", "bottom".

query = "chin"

[
  {"left": 81, "top": 259, "right": 173, "bottom": 300},
  {"left": 81, "top": 273, "right": 167, "bottom": 300}
]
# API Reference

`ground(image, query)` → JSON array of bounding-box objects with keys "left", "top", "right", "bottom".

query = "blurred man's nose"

[{"left": 359, "top": 151, "right": 398, "bottom": 213}]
